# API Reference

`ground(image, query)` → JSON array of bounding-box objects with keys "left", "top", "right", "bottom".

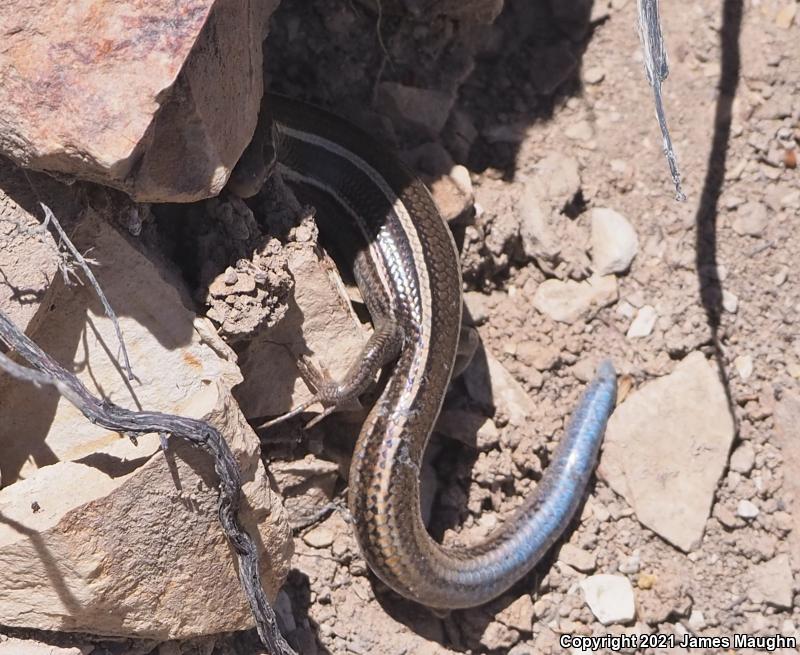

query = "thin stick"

[
  {"left": 637, "top": 0, "right": 686, "bottom": 202},
  {"left": 39, "top": 202, "right": 135, "bottom": 380},
  {"left": 0, "top": 309, "right": 296, "bottom": 655}
]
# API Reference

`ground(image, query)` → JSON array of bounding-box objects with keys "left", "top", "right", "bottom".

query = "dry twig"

[
  {"left": 637, "top": 0, "right": 686, "bottom": 201},
  {"left": 38, "top": 202, "right": 135, "bottom": 380}
]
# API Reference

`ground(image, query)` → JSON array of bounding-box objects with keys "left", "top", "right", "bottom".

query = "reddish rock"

[{"left": 0, "top": 0, "right": 279, "bottom": 202}]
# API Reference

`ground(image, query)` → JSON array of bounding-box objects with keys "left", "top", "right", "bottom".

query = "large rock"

[
  {"left": 598, "top": 352, "right": 735, "bottom": 551},
  {"left": 0, "top": 0, "right": 279, "bottom": 202},
  {"left": 0, "top": 159, "right": 79, "bottom": 333},
  {"left": 0, "top": 213, "right": 292, "bottom": 638},
  {"left": 234, "top": 243, "right": 368, "bottom": 420}
]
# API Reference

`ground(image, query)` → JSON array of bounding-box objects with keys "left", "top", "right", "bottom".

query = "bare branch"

[
  {"left": 0, "top": 309, "right": 296, "bottom": 655},
  {"left": 637, "top": 0, "right": 686, "bottom": 202},
  {"left": 38, "top": 203, "right": 135, "bottom": 380}
]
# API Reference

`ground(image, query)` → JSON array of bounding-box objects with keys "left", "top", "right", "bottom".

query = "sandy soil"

[{"left": 253, "top": 0, "right": 800, "bottom": 653}]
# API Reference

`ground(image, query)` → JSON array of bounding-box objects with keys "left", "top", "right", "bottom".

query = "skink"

[{"left": 230, "top": 93, "right": 618, "bottom": 609}]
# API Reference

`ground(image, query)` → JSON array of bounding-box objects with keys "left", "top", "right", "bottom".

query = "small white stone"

[
  {"left": 591, "top": 207, "right": 639, "bottom": 275},
  {"left": 618, "top": 551, "right": 641, "bottom": 575},
  {"left": 626, "top": 305, "right": 657, "bottom": 339},
  {"left": 580, "top": 574, "right": 636, "bottom": 625},
  {"left": 737, "top": 499, "right": 760, "bottom": 518},
  {"left": 449, "top": 164, "right": 473, "bottom": 197},
  {"left": 584, "top": 66, "right": 606, "bottom": 84},
  {"left": 722, "top": 289, "right": 739, "bottom": 313},
  {"left": 734, "top": 354, "right": 754, "bottom": 380},
  {"left": 688, "top": 609, "right": 706, "bottom": 631},
  {"left": 773, "top": 268, "right": 788, "bottom": 286},
  {"left": 616, "top": 300, "right": 636, "bottom": 319}
]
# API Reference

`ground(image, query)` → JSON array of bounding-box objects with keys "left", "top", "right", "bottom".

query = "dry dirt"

[
  {"left": 3, "top": 0, "right": 799, "bottom": 653},
  {"left": 251, "top": 1, "right": 800, "bottom": 653}
]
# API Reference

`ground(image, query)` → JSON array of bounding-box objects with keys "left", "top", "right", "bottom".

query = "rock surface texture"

[
  {"left": 0, "top": 0, "right": 279, "bottom": 202},
  {"left": 0, "top": 213, "right": 292, "bottom": 638},
  {"left": 599, "top": 352, "right": 736, "bottom": 551},
  {"left": 0, "top": 160, "right": 80, "bottom": 333}
]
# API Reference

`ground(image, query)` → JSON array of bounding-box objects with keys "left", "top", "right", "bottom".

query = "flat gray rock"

[{"left": 598, "top": 352, "right": 735, "bottom": 552}]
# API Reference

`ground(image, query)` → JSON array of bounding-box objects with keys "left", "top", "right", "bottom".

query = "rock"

[
  {"left": 749, "top": 555, "right": 794, "bottom": 609},
  {"left": 497, "top": 595, "right": 536, "bottom": 632},
  {"left": 234, "top": 243, "right": 368, "bottom": 419},
  {"left": 0, "top": 0, "right": 279, "bottom": 202},
  {"left": 590, "top": 208, "right": 639, "bottom": 275},
  {"left": 0, "top": 638, "right": 86, "bottom": 655},
  {"left": 722, "top": 289, "right": 739, "bottom": 313},
  {"left": 580, "top": 574, "right": 636, "bottom": 625},
  {"left": 558, "top": 543, "right": 597, "bottom": 572},
  {"left": 775, "top": 2, "right": 797, "bottom": 28},
  {"left": 429, "top": 173, "right": 474, "bottom": 223},
  {"left": 734, "top": 354, "right": 754, "bottom": 380},
  {"left": 533, "top": 275, "right": 618, "bottom": 323},
  {"left": 731, "top": 201, "right": 768, "bottom": 237},
  {"left": 0, "top": 162, "right": 78, "bottom": 334},
  {"left": 598, "top": 352, "right": 735, "bottom": 551},
  {"left": 436, "top": 410, "right": 500, "bottom": 450},
  {"left": 462, "top": 351, "right": 535, "bottom": 428},
  {"left": 376, "top": 82, "right": 456, "bottom": 136},
  {"left": 0, "top": 213, "right": 292, "bottom": 638},
  {"left": 688, "top": 610, "right": 706, "bottom": 632},
  {"left": 480, "top": 621, "right": 520, "bottom": 651},
  {"left": 530, "top": 154, "right": 582, "bottom": 210},
  {"left": 737, "top": 499, "right": 760, "bottom": 519},
  {"left": 196, "top": 195, "right": 293, "bottom": 339},
  {"left": 729, "top": 443, "right": 755, "bottom": 474},
  {"left": 774, "top": 392, "right": 800, "bottom": 561},
  {"left": 516, "top": 341, "right": 560, "bottom": 371},
  {"left": 463, "top": 291, "right": 491, "bottom": 325},
  {"left": 269, "top": 455, "right": 340, "bottom": 529},
  {"left": 618, "top": 551, "right": 640, "bottom": 574},
  {"left": 303, "top": 524, "right": 336, "bottom": 549},
  {"left": 626, "top": 305, "right": 657, "bottom": 339},
  {"left": 518, "top": 186, "right": 560, "bottom": 266},
  {"left": 584, "top": 66, "right": 606, "bottom": 84}
]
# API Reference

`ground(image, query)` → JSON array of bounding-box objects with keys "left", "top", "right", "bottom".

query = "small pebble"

[
  {"left": 730, "top": 443, "right": 755, "bottom": 474},
  {"left": 734, "top": 354, "right": 754, "bottom": 380},
  {"left": 584, "top": 66, "right": 606, "bottom": 84},
  {"left": 737, "top": 499, "right": 759, "bottom": 519},
  {"left": 580, "top": 574, "right": 636, "bottom": 625},
  {"left": 688, "top": 609, "right": 707, "bottom": 631},
  {"left": 558, "top": 544, "right": 597, "bottom": 572},
  {"left": 303, "top": 526, "right": 335, "bottom": 548},
  {"left": 722, "top": 289, "right": 739, "bottom": 313},
  {"left": 626, "top": 305, "right": 657, "bottom": 338}
]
